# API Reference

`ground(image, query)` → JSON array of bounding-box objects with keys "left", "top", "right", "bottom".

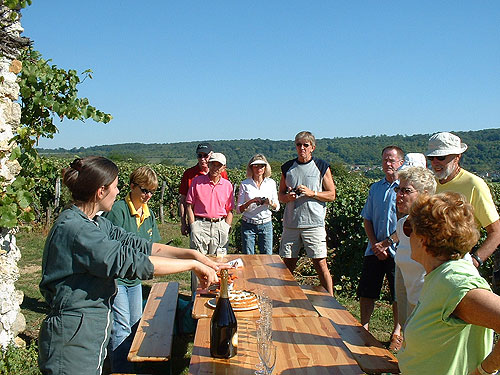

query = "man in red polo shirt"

[
  {"left": 179, "top": 143, "right": 228, "bottom": 235},
  {"left": 186, "top": 152, "right": 234, "bottom": 255}
]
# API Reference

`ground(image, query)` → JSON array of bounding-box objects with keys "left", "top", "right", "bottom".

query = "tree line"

[{"left": 39, "top": 128, "right": 500, "bottom": 175}]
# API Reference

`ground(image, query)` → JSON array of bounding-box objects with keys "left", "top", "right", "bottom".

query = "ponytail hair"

[{"left": 63, "top": 156, "right": 118, "bottom": 203}]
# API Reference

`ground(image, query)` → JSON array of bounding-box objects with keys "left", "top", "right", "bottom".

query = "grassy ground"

[{"left": 14, "top": 221, "right": 394, "bottom": 375}]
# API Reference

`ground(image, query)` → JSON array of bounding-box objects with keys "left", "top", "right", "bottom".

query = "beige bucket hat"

[{"left": 426, "top": 132, "right": 468, "bottom": 157}]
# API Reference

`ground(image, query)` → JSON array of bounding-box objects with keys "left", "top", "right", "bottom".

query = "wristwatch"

[
  {"left": 471, "top": 252, "right": 483, "bottom": 267},
  {"left": 386, "top": 236, "right": 395, "bottom": 246}
]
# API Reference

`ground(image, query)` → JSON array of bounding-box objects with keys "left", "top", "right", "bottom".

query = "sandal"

[{"left": 388, "top": 334, "right": 403, "bottom": 351}]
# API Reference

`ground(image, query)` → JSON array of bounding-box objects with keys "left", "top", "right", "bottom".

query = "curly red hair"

[{"left": 409, "top": 192, "right": 479, "bottom": 260}]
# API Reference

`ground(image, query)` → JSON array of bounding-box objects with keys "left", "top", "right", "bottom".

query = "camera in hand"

[
  {"left": 289, "top": 187, "right": 302, "bottom": 196},
  {"left": 256, "top": 197, "right": 267, "bottom": 205}
]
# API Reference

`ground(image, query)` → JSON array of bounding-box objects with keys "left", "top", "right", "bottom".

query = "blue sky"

[{"left": 21, "top": 1, "right": 500, "bottom": 149}]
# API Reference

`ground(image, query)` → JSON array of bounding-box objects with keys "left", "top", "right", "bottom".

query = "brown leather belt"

[{"left": 195, "top": 216, "right": 225, "bottom": 223}]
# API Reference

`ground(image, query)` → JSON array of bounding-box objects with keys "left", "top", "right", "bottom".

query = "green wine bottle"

[{"left": 210, "top": 269, "right": 238, "bottom": 358}]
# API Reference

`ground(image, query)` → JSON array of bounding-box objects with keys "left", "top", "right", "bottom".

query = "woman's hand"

[
  {"left": 196, "top": 253, "right": 220, "bottom": 271},
  {"left": 193, "top": 262, "right": 219, "bottom": 289},
  {"left": 241, "top": 197, "right": 261, "bottom": 211}
]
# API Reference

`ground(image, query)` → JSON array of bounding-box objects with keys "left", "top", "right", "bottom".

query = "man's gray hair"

[
  {"left": 398, "top": 167, "right": 436, "bottom": 194},
  {"left": 294, "top": 131, "right": 316, "bottom": 147}
]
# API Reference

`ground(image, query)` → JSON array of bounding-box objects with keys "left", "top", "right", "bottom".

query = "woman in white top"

[
  {"left": 393, "top": 166, "right": 436, "bottom": 325},
  {"left": 237, "top": 154, "right": 279, "bottom": 254}
]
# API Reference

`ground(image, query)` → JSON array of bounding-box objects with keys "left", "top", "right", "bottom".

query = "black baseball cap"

[{"left": 196, "top": 143, "right": 213, "bottom": 154}]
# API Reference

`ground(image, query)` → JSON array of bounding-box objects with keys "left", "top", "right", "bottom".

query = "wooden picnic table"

[
  {"left": 128, "top": 282, "right": 179, "bottom": 362},
  {"left": 192, "top": 254, "right": 319, "bottom": 319},
  {"left": 130, "top": 255, "right": 399, "bottom": 374},
  {"left": 189, "top": 316, "right": 364, "bottom": 375}
]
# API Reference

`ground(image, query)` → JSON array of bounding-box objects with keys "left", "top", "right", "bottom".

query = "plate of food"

[{"left": 207, "top": 290, "right": 259, "bottom": 311}]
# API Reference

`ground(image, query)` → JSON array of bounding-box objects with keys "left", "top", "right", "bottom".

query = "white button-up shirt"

[{"left": 236, "top": 177, "right": 279, "bottom": 224}]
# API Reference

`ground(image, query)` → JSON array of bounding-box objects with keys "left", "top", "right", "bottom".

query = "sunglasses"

[
  {"left": 134, "top": 183, "right": 155, "bottom": 195},
  {"left": 296, "top": 142, "right": 311, "bottom": 148},
  {"left": 427, "top": 155, "right": 447, "bottom": 161},
  {"left": 197, "top": 153, "right": 209, "bottom": 159},
  {"left": 252, "top": 164, "right": 265, "bottom": 168},
  {"left": 403, "top": 219, "right": 413, "bottom": 237},
  {"left": 394, "top": 186, "right": 417, "bottom": 195}
]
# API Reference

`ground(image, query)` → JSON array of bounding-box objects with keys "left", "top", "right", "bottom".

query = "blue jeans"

[
  {"left": 109, "top": 284, "right": 143, "bottom": 372},
  {"left": 241, "top": 220, "right": 273, "bottom": 254}
]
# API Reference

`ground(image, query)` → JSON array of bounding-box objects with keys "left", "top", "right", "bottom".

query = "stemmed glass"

[
  {"left": 255, "top": 318, "right": 272, "bottom": 374},
  {"left": 255, "top": 290, "right": 273, "bottom": 374},
  {"left": 258, "top": 290, "right": 273, "bottom": 325},
  {"left": 258, "top": 342, "right": 277, "bottom": 375}
]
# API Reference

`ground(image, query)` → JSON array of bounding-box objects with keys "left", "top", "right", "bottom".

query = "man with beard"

[{"left": 427, "top": 132, "right": 500, "bottom": 292}]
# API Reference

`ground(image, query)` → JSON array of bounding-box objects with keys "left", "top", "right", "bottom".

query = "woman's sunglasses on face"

[
  {"left": 134, "top": 183, "right": 155, "bottom": 195},
  {"left": 394, "top": 187, "right": 417, "bottom": 195}
]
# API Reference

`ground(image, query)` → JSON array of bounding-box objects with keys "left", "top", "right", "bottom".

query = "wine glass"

[
  {"left": 258, "top": 290, "right": 273, "bottom": 325},
  {"left": 255, "top": 320, "right": 271, "bottom": 374},
  {"left": 258, "top": 343, "right": 277, "bottom": 375}
]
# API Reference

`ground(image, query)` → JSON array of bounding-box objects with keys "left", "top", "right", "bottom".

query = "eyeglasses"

[
  {"left": 394, "top": 186, "right": 417, "bottom": 195},
  {"left": 197, "top": 153, "right": 209, "bottom": 159},
  {"left": 427, "top": 155, "right": 447, "bottom": 161},
  {"left": 296, "top": 142, "right": 311, "bottom": 148},
  {"left": 383, "top": 158, "right": 402, "bottom": 165},
  {"left": 134, "top": 183, "right": 155, "bottom": 195},
  {"left": 252, "top": 164, "right": 265, "bottom": 168},
  {"left": 403, "top": 219, "right": 413, "bottom": 237}
]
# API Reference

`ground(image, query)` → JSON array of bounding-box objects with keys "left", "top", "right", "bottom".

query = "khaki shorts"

[
  {"left": 190, "top": 219, "right": 230, "bottom": 255},
  {"left": 279, "top": 226, "right": 327, "bottom": 259}
]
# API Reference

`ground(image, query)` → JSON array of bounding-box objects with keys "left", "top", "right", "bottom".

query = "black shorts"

[{"left": 357, "top": 254, "right": 396, "bottom": 301}]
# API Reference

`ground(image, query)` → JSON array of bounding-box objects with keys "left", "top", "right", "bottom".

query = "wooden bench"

[
  {"left": 128, "top": 282, "right": 179, "bottom": 363},
  {"left": 301, "top": 285, "right": 400, "bottom": 374}
]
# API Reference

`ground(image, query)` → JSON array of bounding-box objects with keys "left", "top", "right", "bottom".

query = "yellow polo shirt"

[
  {"left": 435, "top": 169, "right": 499, "bottom": 228},
  {"left": 125, "top": 194, "right": 151, "bottom": 228}
]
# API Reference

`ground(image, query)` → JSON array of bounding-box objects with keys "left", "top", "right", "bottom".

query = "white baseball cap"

[
  {"left": 209, "top": 152, "right": 226, "bottom": 165},
  {"left": 399, "top": 153, "right": 427, "bottom": 170},
  {"left": 426, "top": 132, "right": 468, "bottom": 157}
]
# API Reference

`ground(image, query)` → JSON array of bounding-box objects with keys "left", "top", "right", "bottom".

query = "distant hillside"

[{"left": 38, "top": 128, "right": 500, "bottom": 175}]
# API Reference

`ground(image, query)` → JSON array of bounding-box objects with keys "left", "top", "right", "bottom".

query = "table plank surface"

[
  {"left": 193, "top": 254, "right": 318, "bottom": 319},
  {"left": 128, "top": 282, "right": 179, "bottom": 362},
  {"left": 189, "top": 316, "right": 364, "bottom": 375},
  {"left": 301, "top": 285, "right": 400, "bottom": 374}
]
